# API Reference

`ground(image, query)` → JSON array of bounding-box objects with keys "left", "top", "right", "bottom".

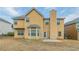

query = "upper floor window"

[
  {"left": 14, "top": 20, "right": 17, "bottom": 25},
  {"left": 25, "top": 17, "right": 29, "bottom": 22},
  {"left": 76, "top": 23, "right": 79, "bottom": 32},
  {"left": 44, "top": 20, "right": 49, "bottom": 25},
  {"left": 76, "top": 23, "right": 79, "bottom": 28},
  {"left": 57, "top": 20, "right": 60, "bottom": 25}
]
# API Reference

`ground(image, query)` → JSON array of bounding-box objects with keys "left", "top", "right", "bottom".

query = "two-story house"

[{"left": 13, "top": 8, "right": 64, "bottom": 40}]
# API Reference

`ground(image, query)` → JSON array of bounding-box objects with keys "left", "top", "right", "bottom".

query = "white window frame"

[{"left": 28, "top": 28, "right": 39, "bottom": 37}]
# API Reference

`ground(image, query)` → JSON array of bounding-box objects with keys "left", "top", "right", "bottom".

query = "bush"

[
  {"left": 7, "top": 32, "right": 14, "bottom": 36},
  {"left": 2, "top": 34, "right": 7, "bottom": 36}
]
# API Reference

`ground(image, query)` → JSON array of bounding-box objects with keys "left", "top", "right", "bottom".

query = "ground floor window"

[
  {"left": 37, "top": 30, "right": 39, "bottom": 36},
  {"left": 44, "top": 32, "right": 47, "bottom": 37},
  {"left": 31, "top": 30, "right": 36, "bottom": 36},
  {"left": 58, "top": 31, "right": 61, "bottom": 36},
  {"left": 18, "top": 30, "right": 24, "bottom": 35},
  {"left": 28, "top": 28, "right": 39, "bottom": 37}
]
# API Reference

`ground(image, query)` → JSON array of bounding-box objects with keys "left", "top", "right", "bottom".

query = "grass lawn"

[{"left": 0, "top": 36, "right": 79, "bottom": 51}]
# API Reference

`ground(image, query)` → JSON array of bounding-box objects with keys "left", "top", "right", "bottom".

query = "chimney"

[{"left": 50, "top": 10, "right": 57, "bottom": 39}]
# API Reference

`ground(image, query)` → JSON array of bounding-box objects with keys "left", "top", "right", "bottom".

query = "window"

[
  {"left": 76, "top": 23, "right": 79, "bottom": 32},
  {"left": 31, "top": 30, "right": 36, "bottom": 36},
  {"left": 76, "top": 23, "right": 79, "bottom": 26},
  {"left": 77, "top": 29, "right": 79, "bottom": 32},
  {"left": 57, "top": 20, "right": 60, "bottom": 25},
  {"left": 45, "top": 22, "right": 49, "bottom": 24},
  {"left": 37, "top": 29, "right": 39, "bottom": 36},
  {"left": 25, "top": 17, "right": 29, "bottom": 22},
  {"left": 14, "top": 20, "right": 17, "bottom": 25},
  {"left": 44, "top": 32, "right": 47, "bottom": 37},
  {"left": 18, "top": 30, "right": 24, "bottom": 35},
  {"left": 28, "top": 28, "right": 39, "bottom": 36},
  {"left": 44, "top": 20, "right": 49, "bottom": 25},
  {"left": 58, "top": 32, "right": 61, "bottom": 36},
  {"left": 26, "top": 19, "right": 29, "bottom": 22}
]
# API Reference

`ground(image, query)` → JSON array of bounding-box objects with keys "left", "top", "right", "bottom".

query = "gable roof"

[
  {"left": 0, "top": 18, "right": 11, "bottom": 24},
  {"left": 13, "top": 8, "right": 64, "bottom": 20},
  {"left": 65, "top": 18, "right": 79, "bottom": 26},
  {"left": 13, "top": 8, "right": 44, "bottom": 20},
  {"left": 25, "top": 8, "right": 44, "bottom": 17}
]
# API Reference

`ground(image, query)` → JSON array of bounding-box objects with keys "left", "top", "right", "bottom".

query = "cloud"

[
  {"left": 0, "top": 16, "right": 13, "bottom": 23},
  {"left": 0, "top": 7, "right": 20, "bottom": 23},
  {"left": 64, "top": 8, "right": 79, "bottom": 23},
  {"left": 65, "top": 13, "right": 79, "bottom": 23},
  {"left": 4, "top": 7, "right": 20, "bottom": 17},
  {"left": 44, "top": 7, "right": 56, "bottom": 10}
]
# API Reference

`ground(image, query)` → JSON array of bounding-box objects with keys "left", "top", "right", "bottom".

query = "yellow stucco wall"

[
  {"left": 50, "top": 10, "right": 58, "bottom": 39},
  {"left": 43, "top": 21, "right": 50, "bottom": 38},
  {"left": 24, "top": 10, "right": 44, "bottom": 39},
  {"left": 14, "top": 9, "right": 64, "bottom": 40},
  {"left": 57, "top": 20, "right": 64, "bottom": 39},
  {"left": 14, "top": 30, "right": 24, "bottom": 39},
  {"left": 14, "top": 19, "right": 25, "bottom": 38},
  {"left": 14, "top": 20, "right": 25, "bottom": 28}
]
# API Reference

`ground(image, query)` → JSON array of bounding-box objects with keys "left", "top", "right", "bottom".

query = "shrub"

[{"left": 7, "top": 32, "right": 14, "bottom": 36}]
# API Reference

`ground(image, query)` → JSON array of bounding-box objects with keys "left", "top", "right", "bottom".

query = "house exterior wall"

[
  {"left": 14, "top": 30, "right": 19, "bottom": 38},
  {"left": 14, "top": 19, "right": 25, "bottom": 28},
  {"left": 43, "top": 20, "right": 50, "bottom": 39},
  {"left": 25, "top": 10, "right": 43, "bottom": 39},
  {"left": 14, "top": 29, "right": 24, "bottom": 38},
  {"left": 50, "top": 10, "right": 57, "bottom": 39},
  {"left": 57, "top": 19, "right": 64, "bottom": 39},
  {"left": 64, "top": 24, "right": 77, "bottom": 40},
  {"left": 0, "top": 20, "right": 13, "bottom": 35},
  {"left": 14, "top": 19, "right": 25, "bottom": 38},
  {"left": 13, "top": 9, "right": 64, "bottom": 40}
]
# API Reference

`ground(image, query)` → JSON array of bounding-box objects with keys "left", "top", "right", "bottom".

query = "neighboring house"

[
  {"left": 13, "top": 8, "right": 64, "bottom": 39},
  {"left": 65, "top": 18, "right": 79, "bottom": 40},
  {"left": 0, "top": 18, "right": 13, "bottom": 35}
]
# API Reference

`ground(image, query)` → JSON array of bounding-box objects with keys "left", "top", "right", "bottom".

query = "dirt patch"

[{"left": 0, "top": 37, "right": 79, "bottom": 51}]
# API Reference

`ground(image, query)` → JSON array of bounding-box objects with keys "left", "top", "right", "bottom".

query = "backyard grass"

[{"left": 0, "top": 36, "right": 79, "bottom": 51}]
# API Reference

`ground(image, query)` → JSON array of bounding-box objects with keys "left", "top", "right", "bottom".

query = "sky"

[{"left": 0, "top": 7, "right": 79, "bottom": 24}]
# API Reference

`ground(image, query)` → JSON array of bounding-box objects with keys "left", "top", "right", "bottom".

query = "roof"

[
  {"left": 14, "top": 28, "right": 25, "bottom": 30},
  {"left": 13, "top": 8, "right": 44, "bottom": 20},
  {"left": 12, "top": 16, "right": 25, "bottom": 20},
  {"left": 44, "top": 18, "right": 64, "bottom": 20},
  {"left": 0, "top": 18, "right": 11, "bottom": 24},
  {"left": 65, "top": 18, "right": 79, "bottom": 26},
  {"left": 13, "top": 8, "right": 64, "bottom": 20},
  {"left": 25, "top": 8, "right": 44, "bottom": 17},
  {"left": 44, "top": 18, "right": 50, "bottom": 20},
  {"left": 57, "top": 18, "right": 65, "bottom": 20}
]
